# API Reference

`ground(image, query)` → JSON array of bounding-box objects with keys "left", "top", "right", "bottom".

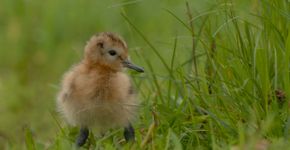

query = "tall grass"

[{"left": 0, "top": 0, "right": 289, "bottom": 149}]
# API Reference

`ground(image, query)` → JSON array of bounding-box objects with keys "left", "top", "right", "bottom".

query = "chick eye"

[{"left": 108, "top": 50, "right": 117, "bottom": 56}]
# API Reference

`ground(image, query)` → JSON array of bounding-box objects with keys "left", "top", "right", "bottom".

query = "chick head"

[{"left": 84, "top": 32, "right": 144, "bottom": 72}]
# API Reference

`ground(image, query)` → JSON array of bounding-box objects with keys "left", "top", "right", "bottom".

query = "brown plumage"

[{"left": 57, "top": 32, "right": 144, "bottom": 147}]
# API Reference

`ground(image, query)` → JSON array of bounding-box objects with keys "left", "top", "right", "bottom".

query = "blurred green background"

[{"left": 0, "top": 0, "right": 289, "bottom": 149}]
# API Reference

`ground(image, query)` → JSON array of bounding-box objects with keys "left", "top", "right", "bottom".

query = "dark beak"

[{"left": 123, "top": 59, "right": 144, "bottom": 73}]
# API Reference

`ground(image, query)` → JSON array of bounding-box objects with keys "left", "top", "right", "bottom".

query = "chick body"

[
  {"left": 57, "top": 32, "right": 143, "bottom": 140},
  {"left": 57, "top": 64, "right": 136, "bottom": 130}
]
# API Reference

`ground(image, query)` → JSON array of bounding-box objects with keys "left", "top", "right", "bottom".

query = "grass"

[{"left": 0, "top": 0, "right": 289, "bottom": 149}]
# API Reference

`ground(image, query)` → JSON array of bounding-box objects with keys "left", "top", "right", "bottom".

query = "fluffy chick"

[{"left": 57, "top": 32, "right": 144, "bottom": 147}]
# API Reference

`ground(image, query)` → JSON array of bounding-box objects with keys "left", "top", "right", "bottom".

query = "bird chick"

[{"left": 57, "top": 32, "right": 144, "bottom": 147}]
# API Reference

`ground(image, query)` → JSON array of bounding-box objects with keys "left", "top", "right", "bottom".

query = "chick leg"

[
  {"left": 76, "top": 127, "right": 89, "bottom": 147},
  {"left": 124, "top": 123, "right": 135, "bottom": 141}
]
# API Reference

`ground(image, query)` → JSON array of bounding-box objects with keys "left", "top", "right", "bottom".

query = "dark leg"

[
  {"left": 76, "top": 127, "right": 89, "bottom": 147},
  {"left": 124, "top": 123, "right": 135, "bottom": 142}
]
